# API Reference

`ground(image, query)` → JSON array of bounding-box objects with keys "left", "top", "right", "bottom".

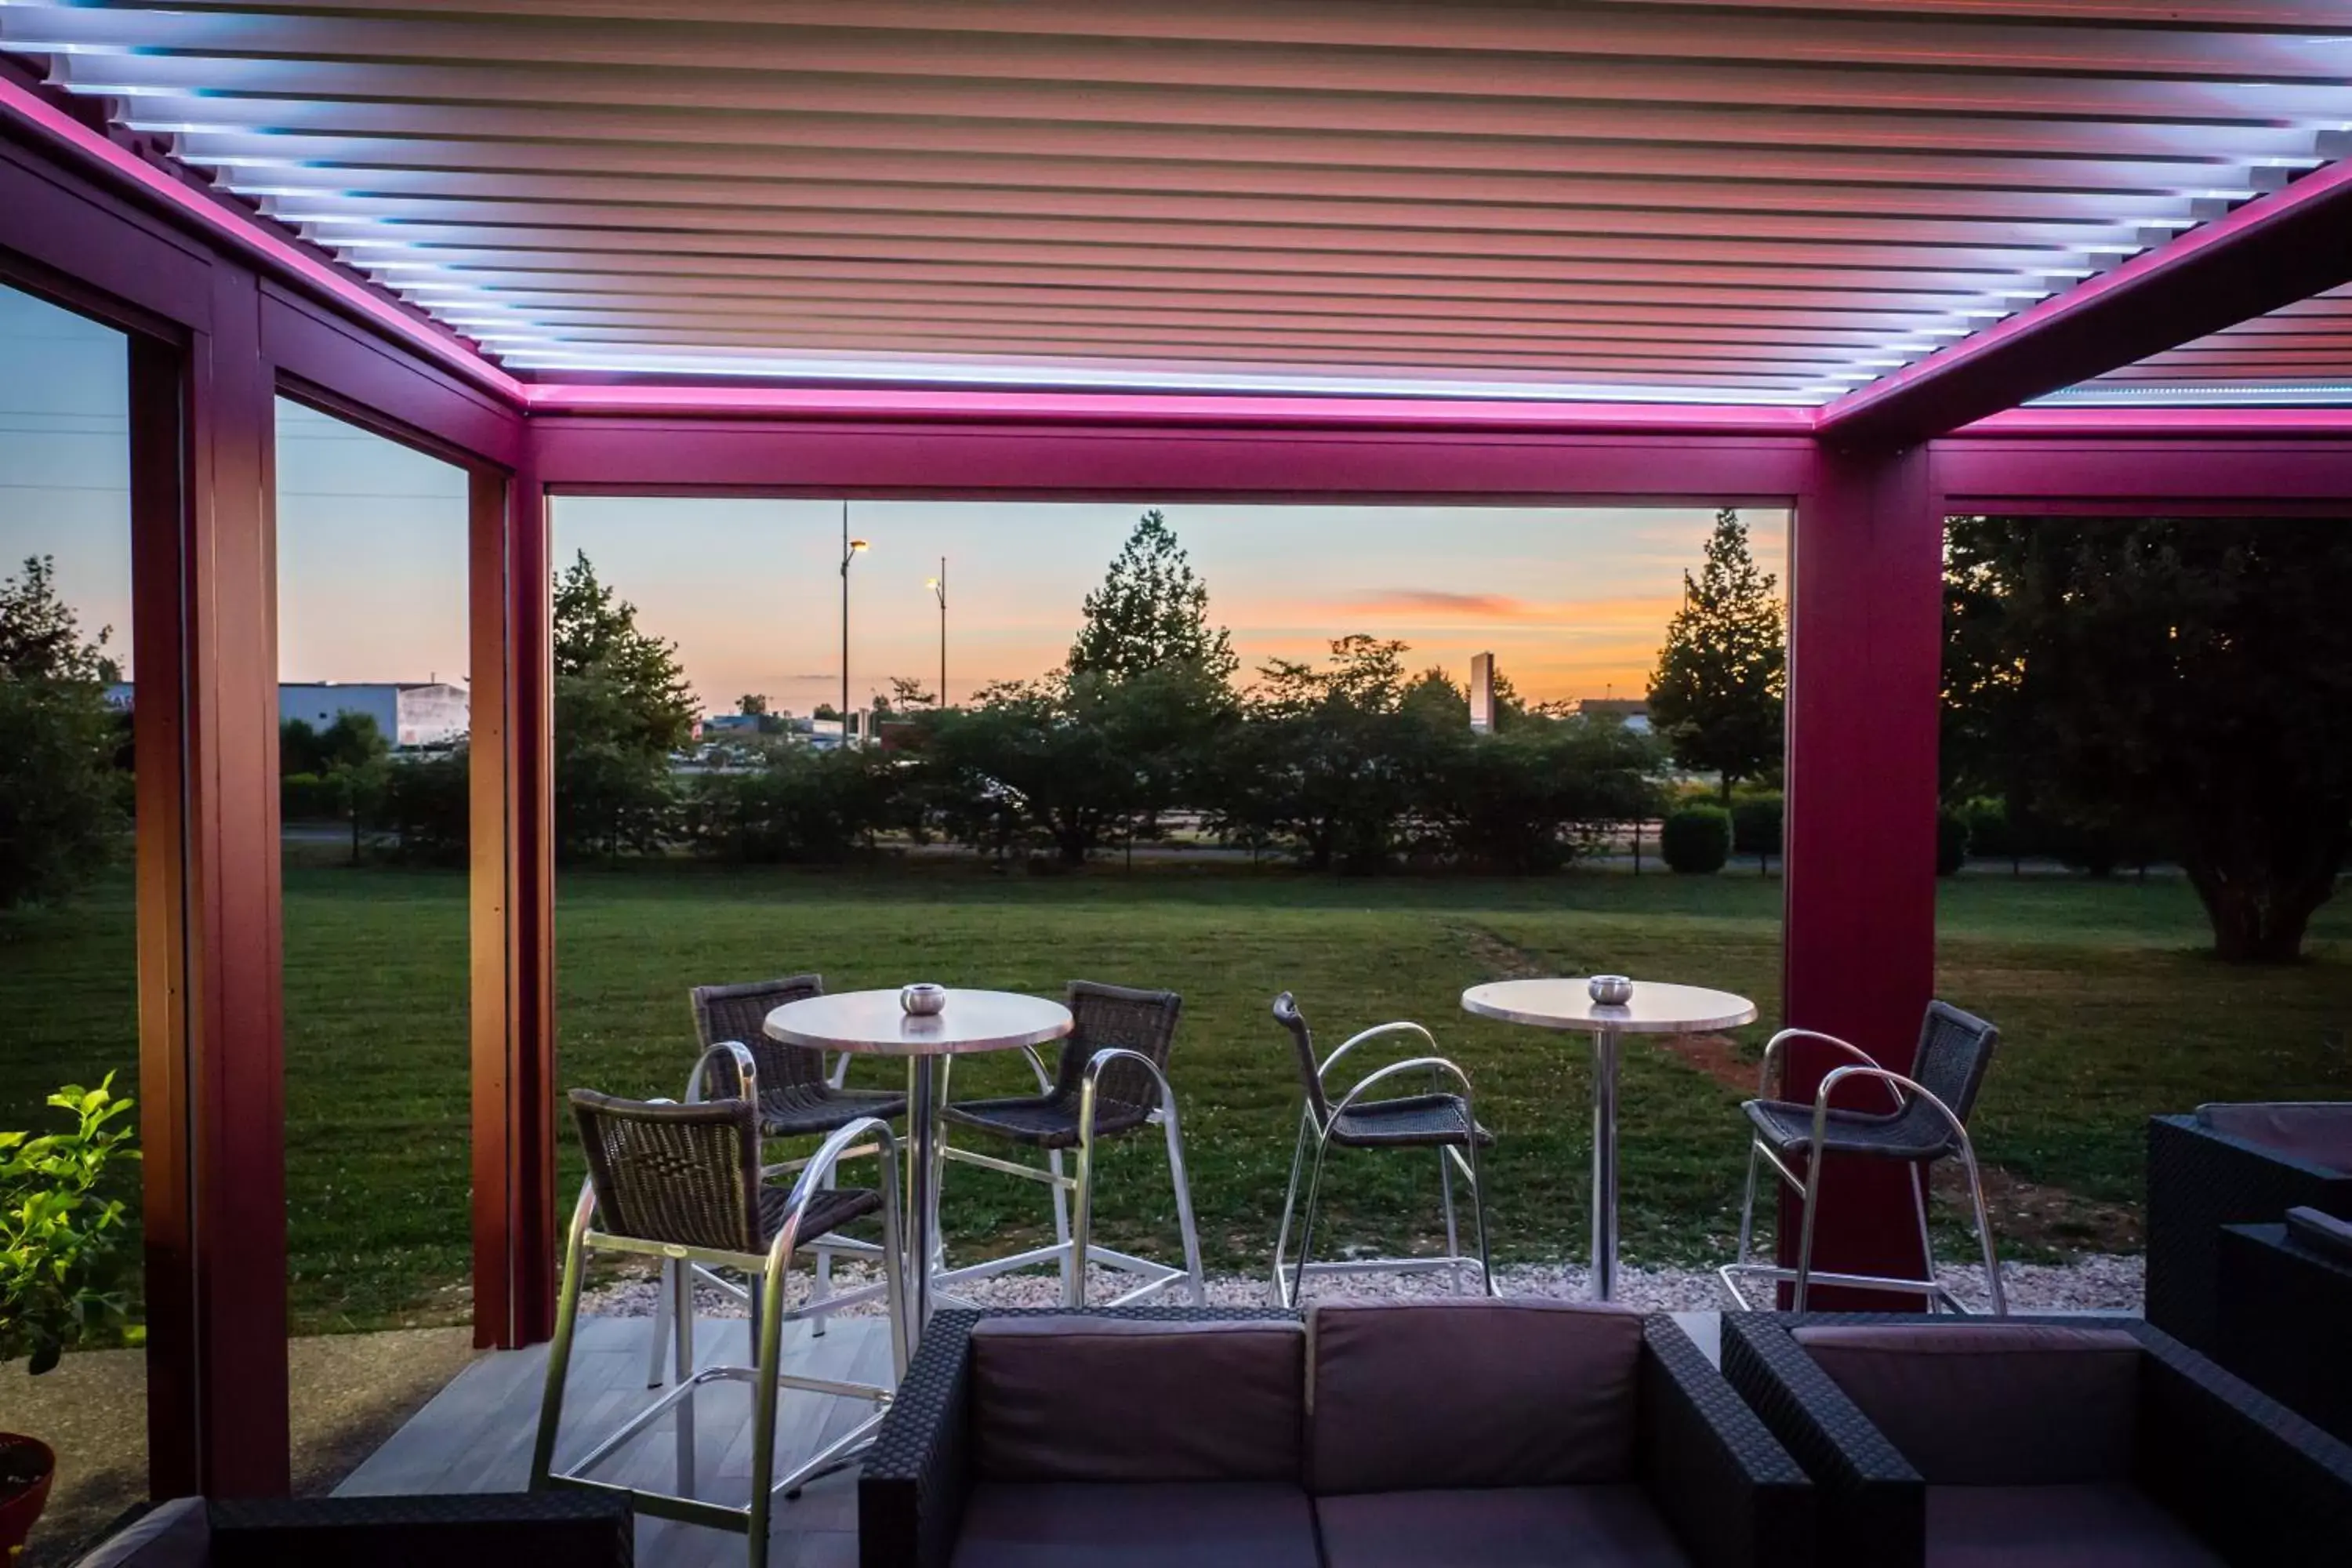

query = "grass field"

[{"left": 2, "top": 860, "right": 2345, "bottom": 1333}]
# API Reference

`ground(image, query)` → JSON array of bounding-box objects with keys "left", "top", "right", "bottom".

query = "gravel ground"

[{"left": 583, "top": 1251, "right": 2143, "bottom": 1319}]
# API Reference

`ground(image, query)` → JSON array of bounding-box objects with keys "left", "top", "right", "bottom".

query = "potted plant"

[{"left": 1, "top": 1076, "right": 138, "bottom": 1560}]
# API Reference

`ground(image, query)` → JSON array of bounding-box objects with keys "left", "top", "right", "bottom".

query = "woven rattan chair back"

[
  {"left": 1910, "top": 1000, "right": 2000, "bottom": 1125},
  {"left": 690, "top": 975, "right": 826, "bottom": 1106},
  {"left": 569, "top": 1090, "right": 762, "bottom": 1254},
  {"left": 1052, "top": 981, "right": 1183, "bottom": 1116},
  {"left": 1270, "top": 992, "right": 1330, "bottom": 1123}
]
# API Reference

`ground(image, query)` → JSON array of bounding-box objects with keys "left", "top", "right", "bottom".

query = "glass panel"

[
  {"left": 0, "top": 282, "right": 142, "bottom": 1562},
  {"left": 273, "top": 399, "right": 475, "bottom": 1493}
]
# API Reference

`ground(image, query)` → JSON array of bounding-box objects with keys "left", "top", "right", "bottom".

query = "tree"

[
  {"left": 0, "top": 557, "right": 125, "bottom": 909},
  {"left": 552, "top": 552, "right": 697, "bottom": 859},
  {"left": 1943, "top": 515, "right": 2352, "bottom": 962},
  {"left": 315, "top": 711, "right": 390, "bottom": 865},
  {"left": 885, "top": 675, "right": 937, "bottom": 711},
  {"left": 1221, "top": 635, "right": 1436, "bottom": 873},
  {"left": 1647, "top": 508, "right": 1785, "bottom": 800},
  {"left": 1067, "top": 510, "right": 1239, "bottom": 685},
  {"left": 737, "top": 693, "right": 768, "bottom": 717}
]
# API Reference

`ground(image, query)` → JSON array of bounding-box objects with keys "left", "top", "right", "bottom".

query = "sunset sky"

[{"left": 1, "top": 284, "right": 1787, "bottom": 711}]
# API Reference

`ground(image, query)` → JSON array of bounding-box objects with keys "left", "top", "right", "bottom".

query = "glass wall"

[
  {"left": 0, "top": 282, "right": 143, "bottom": 1561},
  {"left": 273, "top": 399, "right": 476, "bottom": 1492}
]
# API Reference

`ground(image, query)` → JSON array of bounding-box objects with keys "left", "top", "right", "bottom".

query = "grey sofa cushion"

[
  {"left": 2286, "top": 1204, "right": 2352, "bottom": 1264},
  {"left": 949, "top": 1481, "right": 1319, "bottom": 1568},
  {"left": 1308, "top": 1299, "right": 1646, "bottom": 1495},
  {"left": 2197, "top": 1102, "right": 2352, "bottom": 1174},
  {"left": 969, "top": 1316, "right": 1305, "bottom": 1483},
  {"left": 1316, "top": 1485, "right": 1692, "bottom": 1567},
  {"left": 74, "top": 1500, "right": 210, "bottom": 1568},
  {"left": 1925, "top": 1485, "right": 2222, "bottom": 1566},
  {"left": 1791, "top": 1323, "right": 2141, "bottom": 1486}
]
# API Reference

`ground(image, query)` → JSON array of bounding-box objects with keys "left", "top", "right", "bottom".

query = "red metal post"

[
  {"left": 1780, "top": 442, "right": 1944, "bottom": 1308},
  {"left": 469, "top": 455, "right": 558, "bottom": 1347},
  {"left": 177, "top": 268, "right": 292, "bottom": 1490}
]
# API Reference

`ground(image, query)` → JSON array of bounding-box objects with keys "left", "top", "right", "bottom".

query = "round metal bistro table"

[
  {"left": 765, "top": 989, "right": 1072, "bottom": 1337},
  {"left": 1461, "top": 979, "right": 1755, "bottom": 1302}
]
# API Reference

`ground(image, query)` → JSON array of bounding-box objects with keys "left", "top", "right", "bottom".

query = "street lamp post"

[
  {"left": 840, "top": 504, "right": 867, "bottom": 745},
  {"left": 925, "top": 557, "right": 947, "bottom": 710}
]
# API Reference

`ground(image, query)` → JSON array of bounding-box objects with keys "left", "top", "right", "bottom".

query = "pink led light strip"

[{"left": 0, "top": 72, "right": 524, "bottom": 402}]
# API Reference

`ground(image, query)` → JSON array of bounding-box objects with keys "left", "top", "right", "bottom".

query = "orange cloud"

[{"left": 1359, "top": 589, "right": 1541, "bottom": 619}]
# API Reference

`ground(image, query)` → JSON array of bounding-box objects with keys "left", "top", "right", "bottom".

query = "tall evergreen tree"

[
  {"left": 1067, "top": 510, "right": 1238, "bottom": 684},
  {"left": 551, "top": 552, "right": 698, "bottom": 858},
  {"left": 1646, "top": 509, "right": 1785, "bottom": 800}
]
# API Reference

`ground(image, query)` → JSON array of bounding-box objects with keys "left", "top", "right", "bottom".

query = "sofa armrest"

[
  {"left": 2146, "top": 1113, "right": 2352, "bottom": 1353},
  {"left": 860, "top": 1308, "right": 978, "bottom": 1568},
  {"left": 1719, "top": 1316, "right": 1922, "bottom": 1568},
  {"left": 2131, "top": 1323, "right": 2352, "bottom": 1567},
  {"left": 207, "top": 1492, "right": 631, "bottom": 1567},
  {"left": 1637, "top": 1317, "right": 1813, "bottom": 1568}
]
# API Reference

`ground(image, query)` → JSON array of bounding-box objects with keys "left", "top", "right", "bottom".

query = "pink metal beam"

[
  {"left": 0, "top": 71, "right": 522, "bottom": 404},
  {"left": 1820, "top": 158, "right": 2352, "bottom": 444}
]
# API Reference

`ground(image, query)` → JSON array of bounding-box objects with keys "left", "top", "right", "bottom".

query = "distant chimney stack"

[{"left": 1469, "top": 652, "right": 1496, "bottom": 734}]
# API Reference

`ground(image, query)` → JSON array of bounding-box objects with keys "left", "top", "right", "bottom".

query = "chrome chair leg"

[
  {"left": 1464, "top": 1140, "right": 1495, "bottom": 1297},
  {"left": 1958, "top": 1133, "right": 2007, "bottom": 1316},
  {"left": 1909, "top": 1164, "right": 1939, "bottom": 1310},
  {"left": 1793, "top": 1148, "right": 1829, "bottom": 1313},
  {"left": 1068, "top": 1118, "right": 1097, "bottom": 1308},
  {"left": 1290, "top": 1127, "right": 1336, "bottom": 1309},
  {"left": 1047, "top": 1147, "right": 1073, "bottom": 1298},
  {"left": 1159, "top": 1100, "right": 1208, "bottom": 1305},
  {"left": 1439, "top": 1147, "right": 1462, "bottom": 1294},
  {"left": 531, "top": 1185, "right": 596, "bottom": 1488},
  {"left": 1270, "top": 1109, "right": 1314, "bottom": 1306},
  {"left": 744, "top": 1244, "right": 789, "bottom": 1568},
  {"left": 645, "top": 1258, "right": 673, "bottom": 1388},
  {"left": 1734, "top": 1139, "right": 1763, "bottom": 1278}
]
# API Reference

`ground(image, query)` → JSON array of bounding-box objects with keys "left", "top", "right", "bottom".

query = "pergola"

[{"left": 2, "top": 0, "right": 2347, "bottom": 1501}]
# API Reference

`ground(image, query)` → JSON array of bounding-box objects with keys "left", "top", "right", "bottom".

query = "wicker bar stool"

[
  {"left": 533, "top": 1045, "right": 908, "bottom": 1568},
  {"left": 1719, "top": 999, "right": 2006, "bottom": 1314},
  {"left": 1269, "top": 992, "right": 1494, "bottom": 1307},
  {"left": 645, "top": 975, "right": 906, "bottom": 1385},
  {"left": 928, "top": 980, "right": 1207, "bottom": 1308}
]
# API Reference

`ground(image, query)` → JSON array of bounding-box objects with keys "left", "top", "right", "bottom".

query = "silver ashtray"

[
  {"left": 899, "top": 983, "right": 948, "bottom": 1016},
  {"left": 1588, "top": 975, "right": 1635, "bottom": 1007}
]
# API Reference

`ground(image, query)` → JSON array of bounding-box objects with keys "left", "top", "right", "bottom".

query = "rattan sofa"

[
  {"left": 1720, "top": 1313, "right": 2352, "bottom": 1568},
  {"left": 67, "top": 1492, "right": 633, "bottom": 1567},
  {"left": 2146, "top": 1102, "right": 2352, "bottom": 1353},
  {"left": 2216, "top": 1207, "right": 2352, "bottom": 1447},
  {"left": 859, "top": 1302, "right": 1813, "bottom": 1568}
]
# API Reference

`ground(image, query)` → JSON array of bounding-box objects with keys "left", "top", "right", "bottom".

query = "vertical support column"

[
  {"left": 128, "top": 333, "right": 197, "bottom": 1499},
  {"left": 470, "top": 451, "right": 557, "bottom": 1347},
  {"left": 175, "top": 268, "right": 291, "bottom": 1490},
  {"left": 1781, "top": 443, "right": 1943, "bottom": 1308}
]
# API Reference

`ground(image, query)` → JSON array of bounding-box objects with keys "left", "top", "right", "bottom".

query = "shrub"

[
  {"left": 280, "top": 771, "right": 342, "bottom": 822},
  {"left": 1661, "top": 805, "right": 1732, "bottom": 874},
  {"left": 1936, "top": 809, "right": 1971, "bottom": 877},
  {"left": 1, "top": 1076, "right": 138, "bottom": 1374},
  {"left": 377, "top": 747, "right": 470, "bottom": 865},
  {"left": 1730, "top": 792, "right": 1783, "bottom": 872}
]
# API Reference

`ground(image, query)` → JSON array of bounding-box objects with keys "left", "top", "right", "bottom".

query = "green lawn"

[{"left": 3, "top": 861, "right": 2345, "bottom": 1332}]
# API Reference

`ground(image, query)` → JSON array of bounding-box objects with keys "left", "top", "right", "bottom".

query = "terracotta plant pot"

[{"left": 0, "top": 1434, "right": 56, "bottom": 1559}]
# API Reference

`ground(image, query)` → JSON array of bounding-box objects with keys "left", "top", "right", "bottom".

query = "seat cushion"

[
  {"left": 950, "top": 1482, "right": 1319, "bottom": 1568},
  {"left": 2287, "top": 1204, "right": 2352, "bottom": 1264},
  {"left": 2196, "top": 1102, "right": 2352, "bottom": 1174},
  {"left": 1743, "top": 1099, "right": 1955, "bottom": 1162},
  {"left": 1926, "top": 1485, "right": 2223, "bottom": 1567},
  {"left": 1328, "top": 1093, "right": 1494, "bottom": 1149},
  {"left": 73, "top": 1498, "right": 210, "bottom": 1568},
  {"left": 970, "top": 1316, "right": 1305, "bottom": 1483},
  {"left": 1316, "top": 1486, "right": 1692, "bottom": 1568},
  {"left": 1791, "top": 1324, "right": 2141, "bottom": 1485},
  {"left": 1308, "top": 1299, "right": 1645, "bottom": 1494}
]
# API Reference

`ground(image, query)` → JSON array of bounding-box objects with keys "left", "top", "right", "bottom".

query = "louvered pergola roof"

[{"left": 5, "top": 0, "right": 2350, "bottom": 407}]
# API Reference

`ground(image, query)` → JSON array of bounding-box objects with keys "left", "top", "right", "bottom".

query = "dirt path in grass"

[{"left": 1454, "top": 921, "right": 2142, "bottom": 1254}]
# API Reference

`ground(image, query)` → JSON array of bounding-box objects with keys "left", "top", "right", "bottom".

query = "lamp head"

[{"left": 849, "top": 538, "right": 869, "bottom": 554}]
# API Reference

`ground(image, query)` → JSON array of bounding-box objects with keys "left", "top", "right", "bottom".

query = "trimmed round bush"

[
  {"left": 1661, "top": 805, "right": 1733, "bottom": 874},
  {"left": 1936, "top": 809, "right": 1971, "bottom": 877}
]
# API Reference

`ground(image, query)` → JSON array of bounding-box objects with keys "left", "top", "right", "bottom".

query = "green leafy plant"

[
  {"left": 1661, "top": 805, "right": 1733, "bottom": 875},
  {"left": 1, "top": 1076, "right": 138, "bottom": 1375}
]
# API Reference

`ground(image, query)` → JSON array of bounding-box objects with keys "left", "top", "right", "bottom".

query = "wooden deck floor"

[{"left": 336, "top": 1315, "right": 892, "bottom": 1568}]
